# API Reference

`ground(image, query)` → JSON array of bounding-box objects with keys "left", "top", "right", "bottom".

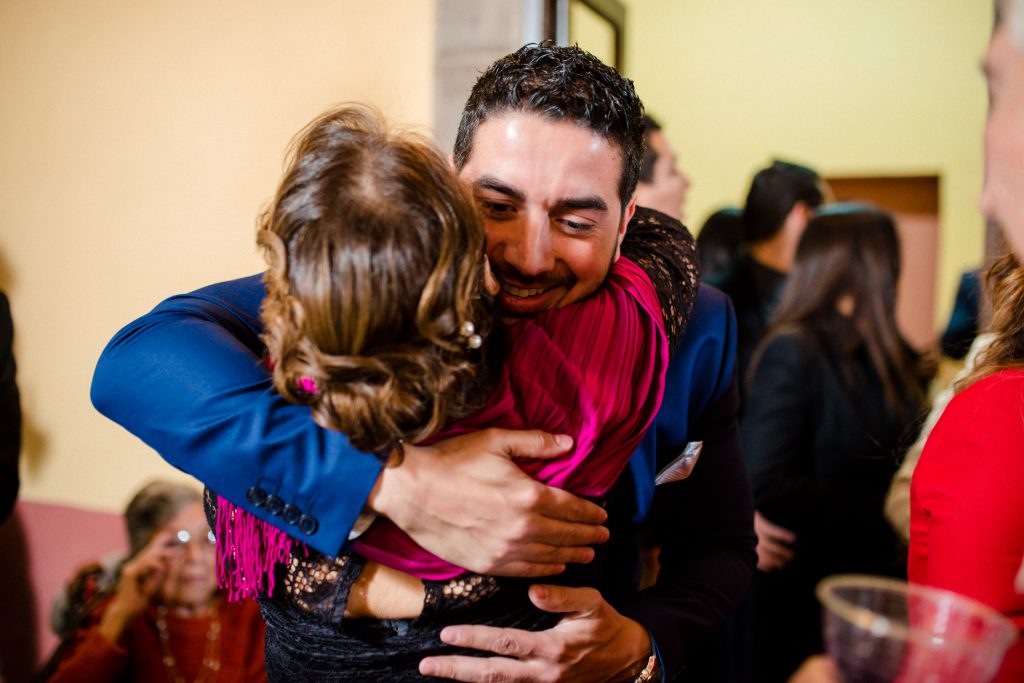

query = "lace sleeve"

[{"left": 620, "top": 207, "right": 700, "bottom": 353}]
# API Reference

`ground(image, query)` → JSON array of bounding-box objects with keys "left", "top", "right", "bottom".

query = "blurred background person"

[
  {"left": 697, "top": 162, "right": 824, "bottom": 683},
  {"left": 743, "top": 204, "right": 931, "bottom": 682},
  {"left": 721, "top": 160, "right": 825, "bottom": 385},
  {"left": 634, "top": 115, "right": 691, "bottom": 222},
  {"left": 41, "top": 481, "right": 266, "bottom": 682},
  {"left": 908, "top": 5, "right": 1024, "bottom": 679},
  {"left": 696, "top": 207, "right": 744, "bottom": 288},
  {"left": 938, "top": 267, "right": 983, "bottom": 359},
  {"left": 0, "top": 289, "right": 19, "bottom": 523}
]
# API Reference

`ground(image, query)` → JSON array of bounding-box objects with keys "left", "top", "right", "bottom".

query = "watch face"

[{"left": 636, "top": 655, "right": 659, "bottom": 682}]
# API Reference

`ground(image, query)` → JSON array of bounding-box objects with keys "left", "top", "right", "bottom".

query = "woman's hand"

[{"left": 97, "top": 530, "right": 176, "bottom": 645}]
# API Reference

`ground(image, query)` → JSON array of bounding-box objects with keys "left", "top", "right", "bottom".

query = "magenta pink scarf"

[{"left": 217, "top": 257, "right": 666, "bottom": 598}]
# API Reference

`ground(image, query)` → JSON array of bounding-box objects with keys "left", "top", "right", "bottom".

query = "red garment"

[
  {"left": 353, "top": 257, "right": 667, "bottom": 579},
  {"left": 48, "top": 596, "right": 267, "bottom": 683},
  {"left": 909, "top": 369, "right": 1024, "bottom": 683}
]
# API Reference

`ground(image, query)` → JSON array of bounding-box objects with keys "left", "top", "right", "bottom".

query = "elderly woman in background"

[
  {"left": 44, "top": 481, "right": 266, "bottom": 682},
  {"left": 742, "top": 205, "right": 931, "bottom": 682}
]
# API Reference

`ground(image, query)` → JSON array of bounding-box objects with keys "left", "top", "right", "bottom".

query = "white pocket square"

[{"left": 656, "top": 441, "right": 703, "bottom": 485}]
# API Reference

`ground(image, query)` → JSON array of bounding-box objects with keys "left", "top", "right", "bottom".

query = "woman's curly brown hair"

[
  {"left": 960, "top": 251, "right": 1024, "bottom": 389},
  {"left": 258, "top": 104, "right": 491, "bottom": 454}
]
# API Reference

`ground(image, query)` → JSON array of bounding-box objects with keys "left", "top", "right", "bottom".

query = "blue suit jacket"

[{"left": 91, "top": 278, "right": 754, "bottom": 677}]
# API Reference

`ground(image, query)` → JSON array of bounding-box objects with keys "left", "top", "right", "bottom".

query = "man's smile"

[
  {"left": 494, "top": 279, "right": 568, "bottom": 316},
  {"left": 503, "top": 284, "right": 551, "bottom": 298}
]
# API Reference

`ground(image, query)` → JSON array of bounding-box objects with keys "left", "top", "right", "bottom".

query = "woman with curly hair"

[{"left": 206, "top": 104, "right": 695, "bottom": 681}]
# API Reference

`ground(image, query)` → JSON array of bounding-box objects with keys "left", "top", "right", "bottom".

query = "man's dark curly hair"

[{"left": 452, "top": 42, "right": 645, "bottom": 209}]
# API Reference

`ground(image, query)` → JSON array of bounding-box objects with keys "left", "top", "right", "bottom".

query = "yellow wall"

[
  {"left": 622, "top": 0, "right": 991, "bottom": 325},
  {"left": 0, "top": 1, "right": 436, "bottom": 512}
]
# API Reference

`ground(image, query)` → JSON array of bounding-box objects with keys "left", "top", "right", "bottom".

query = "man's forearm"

[{"left": 91, "top": 278, "right": 383, "bottom": 556}]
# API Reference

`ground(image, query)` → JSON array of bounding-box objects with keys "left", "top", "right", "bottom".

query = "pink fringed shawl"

[{"left": 215, "top": 494, "right": 300, "bottom": 601}]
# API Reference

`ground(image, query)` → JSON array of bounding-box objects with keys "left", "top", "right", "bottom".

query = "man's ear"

[
  {"left": 613, "top": 195, "right": 637, "bottom": 262},
  {"left": 786, "top": 201, "right": 812, "bottom": 231}
]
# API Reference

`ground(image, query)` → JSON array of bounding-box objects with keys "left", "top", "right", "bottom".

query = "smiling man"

[
  {"left": 92, "top": 43, "right": 755, "bottom": 682},
  {"left": 460, "top": 113, "right": 629, "bottom": 316}
]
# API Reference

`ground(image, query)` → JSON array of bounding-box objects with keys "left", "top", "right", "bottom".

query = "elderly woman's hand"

[{"left": 97, "top": 529, "right": 177, "bottom": 646}]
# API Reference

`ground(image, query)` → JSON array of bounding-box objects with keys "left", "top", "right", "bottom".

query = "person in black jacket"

[
  {"left": 742, "top": 205, "right": 931, "bottom": 682},
  {"left": 720, "top": 161, "right": 825, "bottom": 387}
]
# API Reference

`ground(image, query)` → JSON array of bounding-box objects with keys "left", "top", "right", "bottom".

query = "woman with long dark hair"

[{"left": 742, "top": 205, "right": 931, "bottom": 681}]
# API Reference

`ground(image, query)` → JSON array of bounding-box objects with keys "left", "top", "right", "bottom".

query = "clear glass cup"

[{"left": 817, "top": 574, "right": 1018, "bottom": 683}]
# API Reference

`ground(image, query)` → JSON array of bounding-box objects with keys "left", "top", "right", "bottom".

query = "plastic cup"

[{"left": 817, "top": 575, "right": 1018, "bottom": 683}]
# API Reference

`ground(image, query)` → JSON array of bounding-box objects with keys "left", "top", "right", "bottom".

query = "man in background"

[
  {"left": 634, "top": 115, "right": 692, "bottom": 222},
  {"left": 720, "top": 160, "right": 824, "bottom": 384}
]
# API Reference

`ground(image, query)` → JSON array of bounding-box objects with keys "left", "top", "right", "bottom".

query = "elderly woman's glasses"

[{"left": 168, "top": 528, "right": 217, "bottom": 550}]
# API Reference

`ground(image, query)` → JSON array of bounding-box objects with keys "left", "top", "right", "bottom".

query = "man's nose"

[{"left": 504, "top": 212, "right": 554, "bottom": 276}]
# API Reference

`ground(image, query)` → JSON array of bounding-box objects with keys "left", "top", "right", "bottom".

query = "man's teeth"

[{"left": 504, "top": 285, "right": 547, "bottom": 298}]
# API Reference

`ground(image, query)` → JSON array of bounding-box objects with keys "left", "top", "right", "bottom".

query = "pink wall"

[{"left": 0, "top": 500, "right": 125, "bottom": 683}]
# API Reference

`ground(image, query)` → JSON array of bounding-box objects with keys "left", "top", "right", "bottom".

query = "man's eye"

[
  {"left": 560, "top": 218, "right": 592, "bottom": 232},
  {"left": 478, "top": 200, "right": 515, "bottom": 219}
]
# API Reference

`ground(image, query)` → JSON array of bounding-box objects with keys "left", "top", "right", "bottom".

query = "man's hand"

[
  {"left": 754, "top": 510, "right": 797, "bottom": 572},
  {"left": 419, "top": 585, "right": 652, "bottom": 683},
  {"left": 367, "top": 428, "right": 609, "bottom": 576}
]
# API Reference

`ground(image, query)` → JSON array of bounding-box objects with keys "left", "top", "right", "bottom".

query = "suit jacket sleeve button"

[
  {"left": 297, "top": 514, "right": 319, "bottom": 536},
  {"left": 265, "top": 494, "right": 284, "bottom": 516},
  {"left": 246, "top": 486, "right": 267, "bottom": 507},
  {"left": 282, "top": 503, "right": 302, "bottom": 525}
]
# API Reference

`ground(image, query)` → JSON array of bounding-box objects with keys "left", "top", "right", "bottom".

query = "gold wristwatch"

[{"left": 633, "top": 654, "right": 660, "bottom": 682}]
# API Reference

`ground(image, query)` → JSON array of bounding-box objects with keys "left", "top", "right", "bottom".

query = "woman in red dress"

[{"left": 908, "top": 4, "right": 1024, "bottom": 680}]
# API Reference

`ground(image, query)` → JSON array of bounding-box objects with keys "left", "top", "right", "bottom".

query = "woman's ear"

[{"left": 483, "top": 256, "right": 500, "bottom": 296}]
